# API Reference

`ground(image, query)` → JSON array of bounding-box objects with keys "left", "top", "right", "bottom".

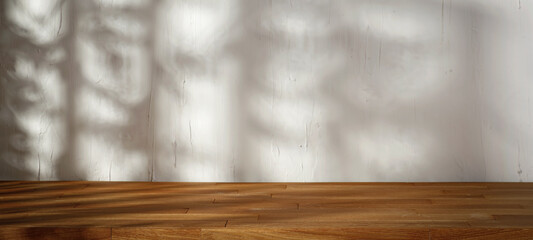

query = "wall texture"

[{"left": 1, "top": 0, "right": 532, "bottom": 182}]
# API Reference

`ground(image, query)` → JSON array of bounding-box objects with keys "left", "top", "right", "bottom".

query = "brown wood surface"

[{"left": 1, "top": 182, "right": 532, "bottom": 239}]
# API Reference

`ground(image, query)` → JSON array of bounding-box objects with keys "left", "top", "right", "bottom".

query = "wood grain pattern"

[
  {"left": 1, "top": 182, "right": 533, "bottom": 239},
  {"left": 112, "top": 228, "right": 201, "bottom": 240},
  {"left": 201, "top": 228, "right": 429, "bottom": 240},
  {"left": 0, "top": 227, "right": 111, "bottom": 240},
  {"left": 430, "top": 228, "right": 533, "bottom": 240}
]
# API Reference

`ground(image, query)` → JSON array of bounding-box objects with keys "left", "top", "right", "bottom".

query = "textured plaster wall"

[{"left": 1, "top": 0, "right": 532, "bottom": 182}]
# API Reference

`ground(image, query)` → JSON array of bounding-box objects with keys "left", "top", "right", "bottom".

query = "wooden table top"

[{"left": 1, "top": 181, "right": 532, "bottom": 239}]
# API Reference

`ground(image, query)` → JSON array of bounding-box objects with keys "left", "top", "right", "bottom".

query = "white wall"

[{"left": 1, "top": 0, "right": 532, "bottom": 182}]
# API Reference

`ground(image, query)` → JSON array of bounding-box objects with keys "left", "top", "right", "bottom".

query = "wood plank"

[
  {"left": 201, "top": 228, "right": 429, "bottom": 240},
  {"left": 0, "top": 212, "right": 257, "bottom": 224},
  {"left": 430, "top": 228, "right": 533, "bottom": 240},
  {"left": 227, "top": 219, "right": 470, "bottom": 228},
  {"left": 186, "top": 202, "right": 298, "bottom": 214},
  {"left": 0, "top": 220, "right": 226, "bottom": 228},
  {"left": 271, "top": 190, "right": 486, "bottom": 199},
  {"left": 112, "top": 228, "right": 201, "bottom": 240},
  {"left": 467, "top": 215, "right": 533, "bottom": 228},
  {"left": 256, "top": 209, "right": 494, "bottom": 222},
  {"left": 0, "top": 227, "right": 111, "bottom": 240}
]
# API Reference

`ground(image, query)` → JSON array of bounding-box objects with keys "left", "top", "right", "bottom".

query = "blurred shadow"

[
  {"left": 0, "top": 0, "right": 68, "bottom": 180},
  {"left": 0, "top": 0, "right": 527, "bottom": 182}
]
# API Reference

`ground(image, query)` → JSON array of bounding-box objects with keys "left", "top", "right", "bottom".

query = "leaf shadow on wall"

[
  {"left": 0, "top": 0, "right": 70, "bottom": 180},
  {"left": 0, "top": 0, "right": 516, "bottom": 182}
]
